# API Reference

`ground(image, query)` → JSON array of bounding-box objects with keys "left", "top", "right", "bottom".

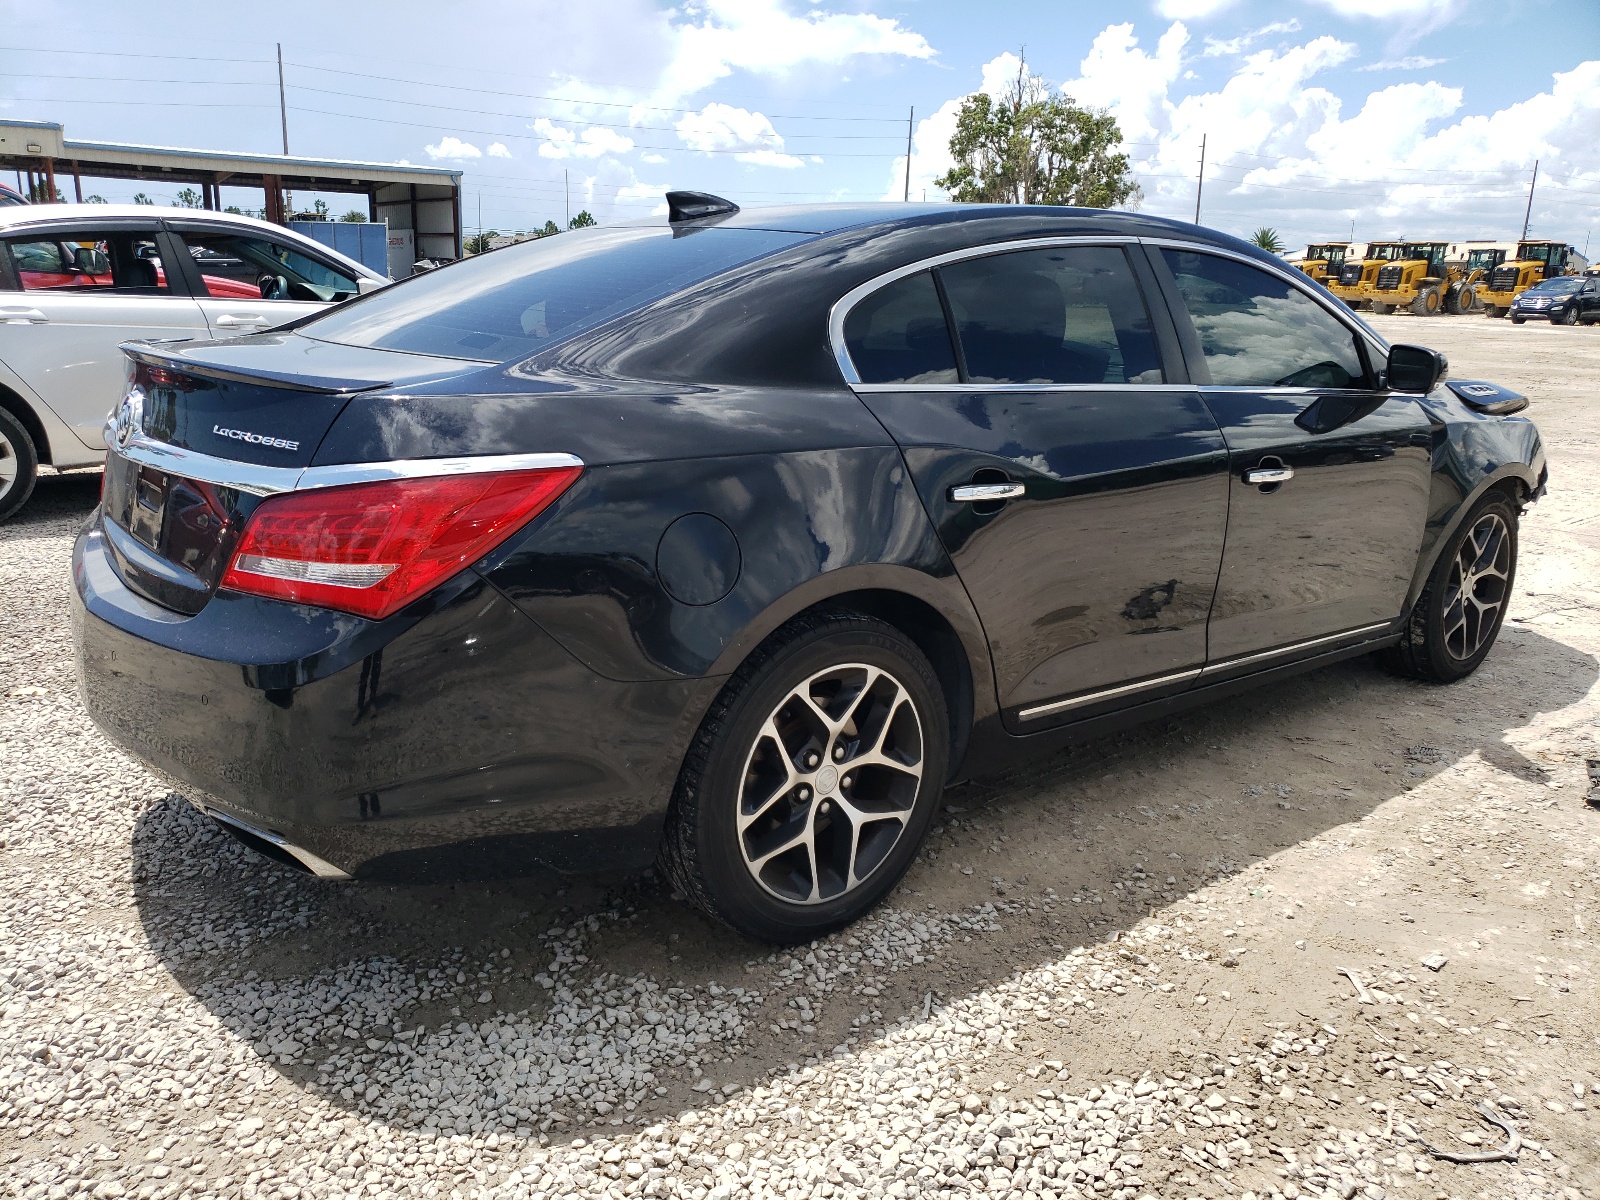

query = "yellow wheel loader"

[
  {"left": 1297, "top": 242, "right": 1350, "bottom": 288},
  {"left": 1329, "top": 242, "right": 1401, "bottom": 310},
  {"left": 1478, "top": 241, "right": 1586, "bottom": 318},
  {"left": 1361, "top": 241, "right": 1453, "bottom": 316}
]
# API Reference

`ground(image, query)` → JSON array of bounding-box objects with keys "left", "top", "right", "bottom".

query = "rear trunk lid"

[{"left": 102, "top": 334, "right": 481, "bottom": 615}]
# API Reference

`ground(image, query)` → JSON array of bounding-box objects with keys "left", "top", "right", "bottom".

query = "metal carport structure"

[{"left": 0, "top": 120, "right": 463, "bottom": 263}]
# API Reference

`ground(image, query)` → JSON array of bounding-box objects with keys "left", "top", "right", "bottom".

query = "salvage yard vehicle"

[
  {"left": 1362, "top": 241, "right": 1453, "bottom": 316},
  {"left": 72, "top": 194, "right": 1547, "bottom": 942},
  {"left": 1329, "top": 241, "right": 1393, "bottom": 309},
  {"left": 1510, "top": 274, "right": 1600, "bottom": 325},
  {"left": 0, "top": 204, "right": 386, "bottom": 521},
  {"left": 1297, "top": 242, "right": 1349, "bottom": 288},
  {"left": 1450, "top": 244, "right": 1510, "bottom": 314},
  {"left": 1479, "top": 241, "right": 1586, "bottom": 318}
]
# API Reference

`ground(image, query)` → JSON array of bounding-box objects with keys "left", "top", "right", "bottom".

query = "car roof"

[{"left": 0, "top": 203, "right": 384, "bottom": 277}]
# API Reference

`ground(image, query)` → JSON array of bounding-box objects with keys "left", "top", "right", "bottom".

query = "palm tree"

[{"left": 1249, "top": 227, "right": 1286, "bottom": 254}]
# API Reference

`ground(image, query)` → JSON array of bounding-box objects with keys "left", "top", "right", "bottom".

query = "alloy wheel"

[
  {"left": 736, "top": 662, "right": 924, "bottom": 904},
  {"left": 1442, "top": 512, "right": 1512, "bottom": 661},
  {"left": 0, "top": 429, "right": 17, "bottom": 501}
]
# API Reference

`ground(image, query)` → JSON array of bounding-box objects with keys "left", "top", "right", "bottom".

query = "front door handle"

[
  {"left": 213, "top": 313, "right": 270, "bottom": 328},
  {"left": 1244, "top": 466, "right": 1295, "bottom": 485},
  {"left": 0, "top": 306, "right": 48, "bottom": 324},
  {"left": 950, "top": 482, "right": 1026, "bottom": 503}
]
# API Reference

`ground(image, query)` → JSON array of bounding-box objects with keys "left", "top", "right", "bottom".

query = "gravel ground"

[{"left": 3, "top": 314, "right": 1599, "bottom": 1200}]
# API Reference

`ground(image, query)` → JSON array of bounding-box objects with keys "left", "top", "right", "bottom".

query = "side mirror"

[
  {"left": 356, "top": 276, "right": 388, "bottom": 295},
  {"left": 1386, "top": 343, "right": 1447, "bottom": 394},
  {"left": 74, "top": 246, "right": 110, "bottom": 276}
]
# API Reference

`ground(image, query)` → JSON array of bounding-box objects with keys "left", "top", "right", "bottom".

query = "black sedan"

[{"left": 73, "top": 193, "right": 1546, "bottom": 942}]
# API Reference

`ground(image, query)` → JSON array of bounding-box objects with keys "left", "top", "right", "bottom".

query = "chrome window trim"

[
  {"left": 107, "top": 428, "right": 583, "bottom": 498},
  {"left": 828, "top": 235, "right": 1139, "bottom": 386}
]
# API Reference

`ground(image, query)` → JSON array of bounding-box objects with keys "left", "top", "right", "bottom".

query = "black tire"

[
  {"left": 1409, "top": 285, "right": 1442, "bottom": 316},
  {"left": 0, "top": 406, "right": 39, "bottom": 523},
  {"left": 661, "top": 609, "right": 949, "bottom": 943},
  {"left": 1511, "top": 315, "right": 1526, "bottom": 325},
  {"left": 1380, "top": 492, "right": 1518, "bottom": 683},
  {"left": 1443, "top": 284, "right": 1465, "bottom": 315},
  {"left": 1558, "top": 307, "right": 1579, "bottom": 326}
]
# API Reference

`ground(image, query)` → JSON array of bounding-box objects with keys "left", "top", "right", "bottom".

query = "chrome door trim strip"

[
  {"left": 850, "top": 382, "right": 1187, "bottom": 394},
  {"left": 1015, "top": 619, "right": 1397, "bottom": 722},
  {"left": 108, "top": 429, "right": 584, "bottom": 498},
  {"left": 1016, "top": 667, "right": 1203, "bottom": 722},
  {"left": 1200, "top": 621, "right": 1394, "bottom": 677},
  {"left": 828, "top": 235, "right": 1139, "bottom": 385}
]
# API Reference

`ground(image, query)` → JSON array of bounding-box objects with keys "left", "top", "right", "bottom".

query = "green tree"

[
  {"left": 339, "top": 209, "right": 366, "bottom": 222},
  {"left": 465, "top": 230, "right": 501, "bottom": 255},
  {"left": 132, "top": 192, "right": 154, "bottom": 205},
  {"left": 174, "top": 187, "right": 203, "bottom": 208},
  {"left": 568, "top": 210, "right": 596, "bottom": 229},
  {"left": 26, "top": 181, "right": 63, "bottom": 203},
  {"left": 224, "top": 205, "right": 244, "bottom": 215},
  {"left": 84, "top": 194, "right": 107, "bottom": 204},
  {"left": 935, "top": 55, "right": 1139, "bottom": 209},
  {"left": 540, "top": 220, "right": 561, "bottom": 237},
  {"left": 1249, "top": 227, "right": 1286, "bottom": 254},
  {"left": 311, "top": 199, "right": 329, "bottom": 220}
]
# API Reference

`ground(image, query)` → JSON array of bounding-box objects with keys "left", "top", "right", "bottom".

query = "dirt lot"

[{"left": 2, "top": 313, "right": 1598, "bottom": 1200}]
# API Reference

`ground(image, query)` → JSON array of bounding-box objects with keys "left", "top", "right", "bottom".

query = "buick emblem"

[{"left": 112, "top": 389, "right": 143, "bottom": 448}]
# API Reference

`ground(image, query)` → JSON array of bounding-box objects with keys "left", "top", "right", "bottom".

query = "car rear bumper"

[{"left": 72, "top": 516, "right": 721, "bottom": 881}]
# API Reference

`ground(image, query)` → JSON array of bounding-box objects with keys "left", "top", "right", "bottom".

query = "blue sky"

[{"left": 2, "top": 0, "right": 1597, "bottom": 249}]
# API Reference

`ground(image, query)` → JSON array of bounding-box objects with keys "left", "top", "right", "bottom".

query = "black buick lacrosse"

[{"left": 73, "top": 193, "right": 1545, "bottom": 941}]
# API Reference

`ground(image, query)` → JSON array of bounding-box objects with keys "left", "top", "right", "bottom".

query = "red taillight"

[{"left": 219, "top": 466, "right": 582, "bottom": 620}]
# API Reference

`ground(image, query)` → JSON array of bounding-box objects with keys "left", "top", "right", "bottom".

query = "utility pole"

[
  {"left": 1193, "top": 134, "right": 1206, "bottom": 225},
  {"left": 1521, "top": 159, "right": 1539, "bottom": 240},
  {"left": 477, "top": 192, "right": 482, "bottom": 253},
  {"left": 276, "top": 43, "right": 289, "bottom": 156},
  {"left": 565, "top": 169, "right": 570, "bottom": 228},
  {"left": 903, "top": 107, "right": 914, "bottom": 202}
]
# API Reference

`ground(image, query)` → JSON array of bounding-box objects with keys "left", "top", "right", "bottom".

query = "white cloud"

[
  {"left": 675, "top": 102, "right": 804, "bottom": 167},
  {"left": 1203, "top": 19, "right": 1302, "bottom": 56},
  {"left": 1358, "top": 55, "right": 1447, "bottom": 71},
  {"left": 533, "top": 118, "right": 636, "bottom": 160},
  {"left": 423, "top": 136, "right": 483, "bottom": 160},
  {"left": 487, "top": 142, "right": 512, "bottom": 158},
  {"left": 659, "top": 0, "right": 935, "bottom": 99},
  {"left": 641, "top": 152, "right": 668, "bottom": 164},
  {"left": 917, "top": 21, "right": 1600, "bottom": 246}
]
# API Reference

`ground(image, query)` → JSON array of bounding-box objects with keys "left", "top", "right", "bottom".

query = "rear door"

[
  {"left": 1151, "top": 245, "right": 1433, "bottom": 672},
  {"left": 843, "top": 241, "right": 1230, "bottom": 730},
  {"left": 165, "top": 223, "right": 360, "bottom": 336},
  {"left": 0, "top": 221, "right": 209, "bottom": 450}
]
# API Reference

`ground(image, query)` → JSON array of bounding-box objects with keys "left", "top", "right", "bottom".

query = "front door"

[
  {"left": 843, "top": 242, "right": 1230, "bottom": 729},
  {"left": 165, "top": 225, "right": 358, "bottom": 336},
  {"left": 0, "top": 224, "right": 209, "bottom": 449},
  {"left": 1153, "top": 247, "right": 1434, "bottom": 670}
]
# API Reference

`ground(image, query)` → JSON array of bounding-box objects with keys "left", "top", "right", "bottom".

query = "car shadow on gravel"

[
  {"left": 4, "top": 467, "right": 102, "bottom": 530},
  {"left": 130, "top": 623, "right": 1597, "bottom": 1143}
]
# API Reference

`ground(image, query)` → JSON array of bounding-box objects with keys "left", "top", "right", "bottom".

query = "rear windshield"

[{"left": 297, "top": 225, "right": 810, "bottom": 363}]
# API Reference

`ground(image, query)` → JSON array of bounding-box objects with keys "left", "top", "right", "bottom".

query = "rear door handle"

[
  {"left": 1244, "top": 466, "right": 1295, "bottom": 485},
  {"left": 0, "top": 306, "right": 47, "bottom": 324},
  {"left": 213, "top": 313, "right": 270, "bottom": 328},
  {"left": 950, "top": 483, "right": 1026, "bottom": 502}
]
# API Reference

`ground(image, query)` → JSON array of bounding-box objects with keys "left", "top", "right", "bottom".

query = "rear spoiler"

[{"left": 120, "top": 340, "right": 390, "bottom": 396}]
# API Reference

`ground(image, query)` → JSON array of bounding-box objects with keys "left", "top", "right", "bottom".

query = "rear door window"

[
  {"left": 5, "top": 229, "right": 170, "bottom": 293},
  {"left": 842, "top": 271, "right": 957, "bottom": 384},
  {"left": 174, "top": 231, "right": 358, "bottom": 302},
  {"left": 1161, "top": 249, "right": 1367, "bottom": 389},
  {"left": 937, "top": 246, "right": 1165, "bottom": 385}
]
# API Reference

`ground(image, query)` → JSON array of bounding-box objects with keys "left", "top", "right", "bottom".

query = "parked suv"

[
  {"left": 0, "top": 205, "right": 386, "bottom": 520},
  {"left": 1509, "top": 274, "right": 1600, "bottom": 325}
]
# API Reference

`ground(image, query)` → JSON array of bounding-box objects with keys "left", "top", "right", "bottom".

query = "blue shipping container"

[{"left": 288, "top": 221, "right": 390, "bottom": 278}]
